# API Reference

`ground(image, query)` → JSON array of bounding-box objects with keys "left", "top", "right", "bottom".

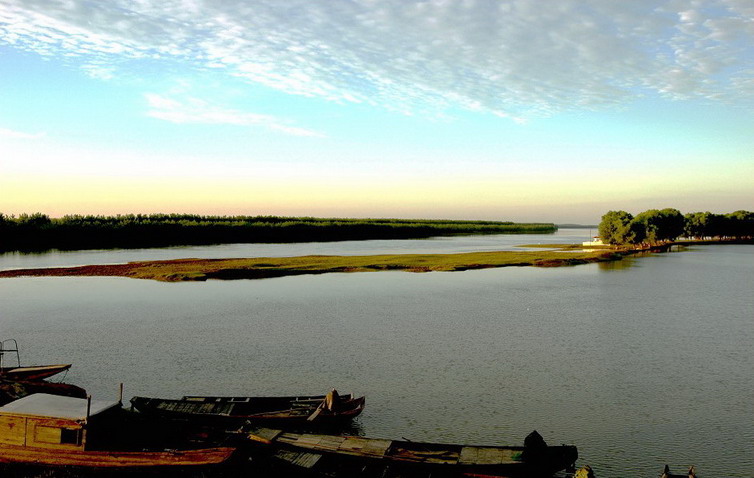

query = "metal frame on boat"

[{"left": 0, "top": 339, "right": 71, "bottom": 381}]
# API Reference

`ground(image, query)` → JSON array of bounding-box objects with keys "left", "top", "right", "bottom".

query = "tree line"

[
  {"left": 598, "top": 209, "right": 753, "bottom": 246},
  {"left": 0, "top": 213, "right": 557, "bottom": 252}
]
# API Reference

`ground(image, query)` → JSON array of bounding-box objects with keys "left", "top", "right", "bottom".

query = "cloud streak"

[
  {"left": 0, "top": 127, "right": 44, "bottom": 139},
  {"left": 1, "top": 0, "right": 752, "bottom": 119},
  {"left": 144, "top": 93, "right": 324, "bottom": 137}
]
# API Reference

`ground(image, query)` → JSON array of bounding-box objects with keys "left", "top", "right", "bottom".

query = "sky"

[{"left": 0, "top": 0, "right": 752, "bottom": 224}]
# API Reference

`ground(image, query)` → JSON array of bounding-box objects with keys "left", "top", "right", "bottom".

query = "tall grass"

[{"left": 0, "top": 213, "right": 557, "bottom": 252}]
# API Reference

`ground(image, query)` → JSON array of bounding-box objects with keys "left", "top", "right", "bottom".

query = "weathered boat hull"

[
  {"left": 131, "top": 392, "right": 365, "bottom": 425},
  {"left": 0, "top": 364, "right": 72, "bottom": 381},
  {"left": 183, "top": 393, "right": 355, "bottom": 403},
  {"left": 0, "top": 444, "right": 235, "bottom": 467},
  {"left": 248, "top": 428, "right": 577, "bottom": 477},
  {"left": 270, "top": 452, "right": 568, "bottom": 478}
]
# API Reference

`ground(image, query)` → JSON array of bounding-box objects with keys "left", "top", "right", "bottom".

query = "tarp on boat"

[{"left": 0, "top": 393, "right": 118, "bottom": 420}]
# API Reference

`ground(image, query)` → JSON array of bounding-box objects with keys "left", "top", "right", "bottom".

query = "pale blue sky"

[{"left": 1, "top": 0, "right": 752, "bottom": 223}]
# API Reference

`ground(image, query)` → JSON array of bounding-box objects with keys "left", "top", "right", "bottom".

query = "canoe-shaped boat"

[
  {"left": 183, "top": 391, "right": 356, "bottom": 403},
  {"left": 247, "top": 428, "right": 577, "bottom": 477},
  {"left": 0, "top": 364, "right": 72, "bottom": 381},
  {"left": 0, "top": 339, "right": 71, "bottom": 381},
  {"left": 0, "top": 393, "right": 236, "bottom": 469},
  {"left": 131, "top": 389, "right": 365, "bottom": 425}
]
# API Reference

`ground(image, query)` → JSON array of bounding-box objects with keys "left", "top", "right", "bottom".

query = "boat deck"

[{"left": 274, "top": 432, "right": 524, "bottom": 465}]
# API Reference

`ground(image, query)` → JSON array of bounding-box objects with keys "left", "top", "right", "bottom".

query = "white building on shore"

[{"left": 582, "top": 236, "right": 604, "bottom": 246}]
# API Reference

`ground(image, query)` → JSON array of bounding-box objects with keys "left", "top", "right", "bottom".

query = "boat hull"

[
  {"left": 131, "top": 394, "right": 365, "bottom": 425},
  {"left": 0, "top": 365, "right": 72, "bottom": 381},
  {"left": 0, "top": 444, "right": 235, "bottom": 468},
  {"left": 248, "top": 429, "right": 577, "bottom": 477},
  {"left": 273, "top": 451, "right": 571, "bottom": 477}
]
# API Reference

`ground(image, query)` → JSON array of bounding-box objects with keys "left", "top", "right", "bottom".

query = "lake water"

[
  {"left": 0, "top": 228, "right": 593, "bottom": 270},
  {"left": 0, "top": 236, "right": 751, "bottom": 477}
]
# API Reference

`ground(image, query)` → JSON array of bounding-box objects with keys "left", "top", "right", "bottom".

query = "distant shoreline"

[
  {"left": 0, "top": 249, "right": 622, "bottom": 282},
  {"left": 0, "top": 214, "right": 557, "bottom": 253}
]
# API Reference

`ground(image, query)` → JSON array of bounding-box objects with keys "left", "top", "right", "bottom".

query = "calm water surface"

[
  {"left": 0, "top": 242, "right": 751, "bottom": 478},
  {"left": 0, "top": 229, "right": 591, "bottom": 271}
]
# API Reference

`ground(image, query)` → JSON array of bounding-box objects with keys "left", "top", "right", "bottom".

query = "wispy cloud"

[
  {"left": 0, "top": 127, "right": 44, "bottom": 139},
  {"left": 1, "top": 0, "right": 752, "bottom": 119},
  {"left": 144, "top": 93, "right": 324, "bottom": 137}
]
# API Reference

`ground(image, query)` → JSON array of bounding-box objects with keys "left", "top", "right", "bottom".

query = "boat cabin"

[{"left": 0, "top": 393, "right": 120, "bottom": 452}]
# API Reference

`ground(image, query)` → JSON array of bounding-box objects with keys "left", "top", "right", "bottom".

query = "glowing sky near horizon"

[{"left": 0, "top": 0, "right": 752, "bottom": 223}]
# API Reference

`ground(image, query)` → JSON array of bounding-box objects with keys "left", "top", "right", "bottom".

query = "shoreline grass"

[{"left": 0, "top": 249, "right": 622, "bottom": 282}]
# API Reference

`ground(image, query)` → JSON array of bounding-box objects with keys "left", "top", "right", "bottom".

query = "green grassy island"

[{"left": 0, "top": 249, "right": 622, "bottom": 282}]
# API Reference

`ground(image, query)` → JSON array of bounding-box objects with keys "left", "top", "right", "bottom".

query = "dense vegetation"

[
  {"left": 0, "top": 213, "right": 557, "bottom": 252},
  {"left": 598, "top": 209, "right": 753, "bottom": 246}
]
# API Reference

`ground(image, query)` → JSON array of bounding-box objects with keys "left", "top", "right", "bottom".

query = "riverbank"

[{"left": 0, "top": 249, "right": 621, "bottom": 282}]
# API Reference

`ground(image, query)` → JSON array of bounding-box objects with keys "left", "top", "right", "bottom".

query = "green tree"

[
  {"left": 724, "top": 210, "right": 754, "bottom": 238},
  {"left": 632, "top": 208, "right": 684, "bottom": 245},
  {"left": 17, "top": 212, "right": 51, "bottom": 227},
  {"left": 657, "top": 208, "right": 685, "bottom": 242},
  {"left": 598, "top": 210, "right": 634, "bottom": 245},
  {"left": 684, "top": 212, "right": 705, "bottom": 239},
  {"left": 627, "top": 218, "right": 647, "bottom": 245},
  {"left": 684, "top": 211, "right": 731, "bottom": 239},
  {"left": 705, "top": 213, "right": 726, "bottom": 238},
  {"left": 633, "top": 210, "right": 661, "bottom": 245}
]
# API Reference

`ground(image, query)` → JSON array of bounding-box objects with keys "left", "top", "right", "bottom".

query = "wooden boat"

[
  {"left": 0, "top": 378, "right": 87, "bottom": 406},
  {"left": 246, "top": 428, "right": 578, "bottom": 477},
  {"left": 0, "top": 393, "right": 236, "bottom": 468},
  {"left": 131, "top": 389, "right": 365, "bottom": 425},
  {"left": 0, "top": 364, "right": 72, "bottom": 381},
  {"left": 0, "top": 339, "right": 71, "bottom": 381}
]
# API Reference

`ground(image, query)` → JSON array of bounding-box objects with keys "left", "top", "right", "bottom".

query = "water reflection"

[{"left": 596, "top": 255, "right": 640, "bottom": 271}]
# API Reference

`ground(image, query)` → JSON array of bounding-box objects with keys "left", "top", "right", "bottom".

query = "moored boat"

[
  {"left": 0, "top": 364, "right": 73, "bottom": 381},
  {"left": 0, "top": 378, "right": 87, "bottom": 406},
  {"left": 0, "top": 339, "right": 71, "bottom": 381},
  {"left": 131, "top": 389, "right": 365, "bottom": 425},
  {"left": 0, "top": 393, "right": 236, "bottom": 468},
  {"left": 246, "top": 428, "right": 577, "bottom": 477}
]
